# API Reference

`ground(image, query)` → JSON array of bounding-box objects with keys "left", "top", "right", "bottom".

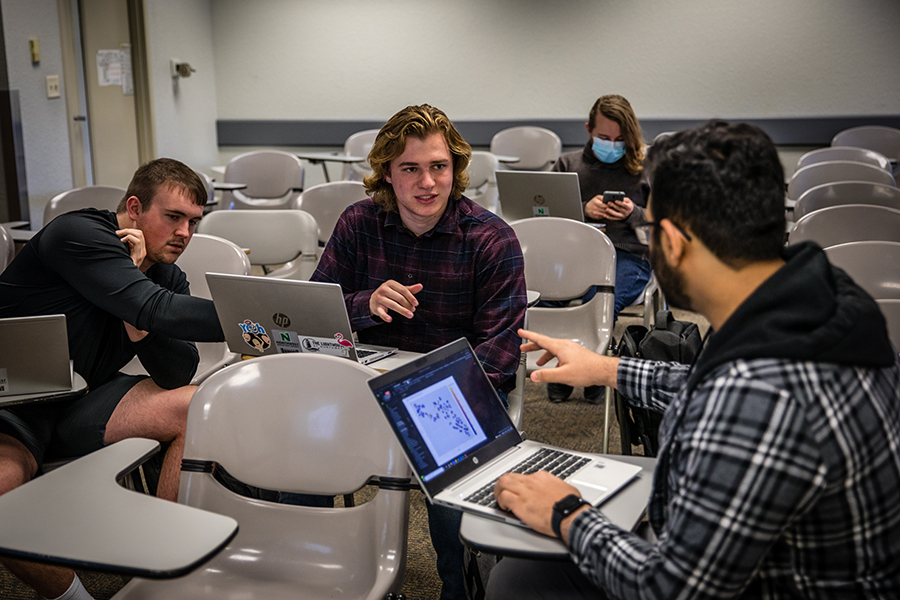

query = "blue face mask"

[{"left": 592, "top": 137, "right": 626, "bottom": 164}]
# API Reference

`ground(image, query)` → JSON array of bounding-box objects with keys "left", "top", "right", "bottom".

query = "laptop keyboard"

[
  {"left": 464, "top": 448, "right": 590, "bottom": 509},
  {"left": 356, "top": 348, "right": 377, "bottom": 358}
]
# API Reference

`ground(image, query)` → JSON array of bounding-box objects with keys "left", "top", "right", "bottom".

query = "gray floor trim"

[{"left": 218, "top": 115, "right": 900, "bottom": 148}]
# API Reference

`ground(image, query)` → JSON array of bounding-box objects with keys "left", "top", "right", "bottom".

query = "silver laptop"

[
  {"left": 205, "top": 273, "right": 396, "bottom": 365},
  {"left": 496, "top": 170, "right": 585, "bottom": 222},
  {"left": 367, "top": 338, "right": 641, "bottom": 528},
  {"left": 0, "top": 315, "right": 73, "bottom": 397}
]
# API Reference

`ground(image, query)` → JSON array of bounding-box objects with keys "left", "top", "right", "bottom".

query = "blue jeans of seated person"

[
  {"left": 430, "top": 388, "right": 508, "bottom": 600},
  {"left": 538, "top": 250, "right": 651, "bottom": 324}
]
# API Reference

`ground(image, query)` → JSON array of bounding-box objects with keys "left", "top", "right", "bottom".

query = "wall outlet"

[{"left": 46, "top": 75, "right": 61, "bottom": 99}]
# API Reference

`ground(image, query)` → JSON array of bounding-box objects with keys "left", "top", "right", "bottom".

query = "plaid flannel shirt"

[
  {"left": 312, "top": 196, "right": 526, "bottom": 391},
  {"left": 568, "top": 355, "right": 900, "bottom": 599}
]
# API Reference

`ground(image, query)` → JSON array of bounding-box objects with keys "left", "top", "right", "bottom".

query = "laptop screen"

[{"left": 368, "top": 338, "right": 521, "bottom": 496}]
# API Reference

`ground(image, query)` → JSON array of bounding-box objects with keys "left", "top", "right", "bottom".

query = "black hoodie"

[{"left": 686, "top": 241, "right": 895, "bottom": 393}]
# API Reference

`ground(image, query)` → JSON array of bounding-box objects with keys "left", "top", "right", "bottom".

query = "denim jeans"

[
  {"left": 539, "top": 249, "right": 651, "bottom": 323},
  {"left": 612, "top": 250, "right": 652, "bottom": 320}
]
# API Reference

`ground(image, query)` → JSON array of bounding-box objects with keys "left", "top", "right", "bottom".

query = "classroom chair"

[
  {"left": 787, "top": 161, "right": 896, "bottom": 201},
  {"left": 220, "top": 150, "right": 305, "bottom": 210},
  {"left": 490, "top": 126, "right": 562, "bottom": 171},
  {"left": 197, "top": 209, "right": 319, "bottom": 279},
  {"left": 43, "top": 185, "right": 126, "bottom": 227},
  {"left": 293, "top": 180, "right": 368, "bottom": 248},
  {"left": 824, "top": 241, "right": 900, "bottom": 301},
  {"left": 832, "top": 125, "right": 900, "bottom": 173},
  {"left": 342, "top": 129, "right": 379, "bottom": 181},
  {"left": 793, "top": 181, "right": 900, "bottom": 221},
  {"left": 465, "top": 151, "right": 501, "bottom": 214},
  {"left": 113, "top": 353, "right": 412, "bottom": 600},
  {"left": 796, "top": 146, "right": 892, "bottom": 173},
  {"left": 788, "top": 204, "right": 900, "bottom": 248}
]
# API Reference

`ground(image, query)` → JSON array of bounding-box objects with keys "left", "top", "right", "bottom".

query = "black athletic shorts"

[{"left": 0, "top": 372, "right": 149, "bottom": 466}]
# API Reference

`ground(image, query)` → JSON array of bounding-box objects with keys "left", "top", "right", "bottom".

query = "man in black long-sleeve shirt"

[{"left": 0, "top": 158, "right": 224, "bottom": 600}]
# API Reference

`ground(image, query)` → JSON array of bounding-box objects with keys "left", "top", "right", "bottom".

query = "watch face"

[{"left": 555, "top": 494, "right": 587, "bottom": 514}]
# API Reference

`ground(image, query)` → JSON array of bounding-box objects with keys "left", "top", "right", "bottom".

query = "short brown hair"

[
  {"left": 364, "top": 105, "right": 471, "bottom": 212},
  {"left": 117, "top": 158, "right": 209, "bottom": 213},
  {"left": 588, "top": 95, "right": 645, "bottom": 176}
]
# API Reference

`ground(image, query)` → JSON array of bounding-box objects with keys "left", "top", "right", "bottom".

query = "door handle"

[{"left": 73, "top": 115, "right": 86, "bottom": 122}]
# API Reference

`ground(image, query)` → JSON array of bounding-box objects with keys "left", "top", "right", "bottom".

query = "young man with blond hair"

[{"left": 313, "top": 104, "right": 526, "bottom": 600}]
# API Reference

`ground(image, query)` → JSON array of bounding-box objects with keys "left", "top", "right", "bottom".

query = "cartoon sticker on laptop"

[
  {"left": 238, "top": 319, "right": 271, "bottom": 351},
  {"left": 289, "top": 333, "right": 353, "bottom": 358}
]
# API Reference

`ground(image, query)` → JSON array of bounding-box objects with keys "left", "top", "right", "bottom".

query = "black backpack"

[{"left": 615, "top": 310, "right": 702, "bottom": 456}]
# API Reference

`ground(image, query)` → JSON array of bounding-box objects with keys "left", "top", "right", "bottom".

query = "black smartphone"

[{"left": 603, "top": 191, "right": 625, "bottom": 204}]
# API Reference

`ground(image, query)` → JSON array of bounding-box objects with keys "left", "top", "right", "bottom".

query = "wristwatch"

[{"left": 551, "top": 494, "right": 591, "bottom": 540}]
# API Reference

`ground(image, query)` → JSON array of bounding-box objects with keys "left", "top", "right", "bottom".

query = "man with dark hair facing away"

[
  {"left": 0, "top": 158, "right": 225, "bottom": 600},
  {"left": 312, "top": 104, "right": 527, "bottom": 600},
  {"left": 485, "top": 121, "right": 900, "bottom": 599}
]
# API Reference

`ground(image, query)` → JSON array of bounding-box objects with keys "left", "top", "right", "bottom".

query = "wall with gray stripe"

[{"left": 211, "top": 0, "right": 900, "bottom": 147}]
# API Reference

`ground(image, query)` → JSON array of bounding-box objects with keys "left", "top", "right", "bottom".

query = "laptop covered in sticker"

[{"left": 205, "top": 273, "right": 396, "bottom": 365}]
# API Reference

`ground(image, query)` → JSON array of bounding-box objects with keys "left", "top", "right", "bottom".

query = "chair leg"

[{"left": 601, "top": 340, "right": 615, "bottom": 454}]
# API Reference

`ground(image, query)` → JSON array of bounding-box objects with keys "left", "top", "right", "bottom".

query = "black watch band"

[{"left": 551, "top": 494, "right": 590, "bottom": 540}]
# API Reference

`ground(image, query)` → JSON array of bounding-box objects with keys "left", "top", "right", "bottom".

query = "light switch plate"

[{"left": 46, "top": 75, "right": 60, "bottom": 99}]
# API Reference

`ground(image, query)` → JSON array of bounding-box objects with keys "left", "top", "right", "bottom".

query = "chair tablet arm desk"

[
  {"left": 0, "top": 438, "right": 238, "bottom": 578},
  {"left": 459, "top": 454, "right": 656, "bottom": 560}
]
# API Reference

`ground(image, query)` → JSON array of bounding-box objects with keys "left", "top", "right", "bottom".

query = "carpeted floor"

[{"left": 0, "top": 308, "right": 707, "bottom": 600}]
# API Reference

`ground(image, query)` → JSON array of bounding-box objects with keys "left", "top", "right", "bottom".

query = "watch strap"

[{"left": 551, "top": 494, "right": 590, "bottom": 540}]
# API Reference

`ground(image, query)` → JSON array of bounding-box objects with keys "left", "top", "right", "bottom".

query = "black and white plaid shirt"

[{"left": 568, "top": 355, "right": 900, "bottom": 599}]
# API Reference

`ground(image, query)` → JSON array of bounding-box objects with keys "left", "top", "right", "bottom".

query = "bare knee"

[
  {"left": 0, "top": 434, "right": 38, "bottom": 495},
  {"left": 105, "top": 383, "right": 198, "bottom": 445}
]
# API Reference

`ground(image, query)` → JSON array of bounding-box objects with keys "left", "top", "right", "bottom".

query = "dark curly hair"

[{"left": 646, "top": 120, "right": 786, "bottom": 267}]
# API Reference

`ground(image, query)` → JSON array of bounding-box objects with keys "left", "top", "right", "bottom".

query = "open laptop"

[
  {"left": 496, "top": 170, "right": 585, "bottom": 222},
  {"left": 205, "top": 273, "right": 396, "bottom": 365},
  {"left": 367, "top": 338, "right": 641, "bottom": 529},
  {"left": 0, "top": 314, "right": 73, "bottom": 397}
]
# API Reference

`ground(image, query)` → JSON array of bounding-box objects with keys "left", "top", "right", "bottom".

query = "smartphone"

[{"left": 603, "top": 191, "right": 626, "bottom": 204}]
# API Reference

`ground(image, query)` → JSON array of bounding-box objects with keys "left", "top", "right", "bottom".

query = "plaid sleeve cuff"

[{"left": 617, "top": 356, "right": 656, "bottom": 401}]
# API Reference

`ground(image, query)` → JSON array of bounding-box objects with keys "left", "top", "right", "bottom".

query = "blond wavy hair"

[
  {"left": 588, "top": 95, "right": 645, "bottom": 176},
  {"left": 365, "top": 105, "right": 471, "bottom": 212}
]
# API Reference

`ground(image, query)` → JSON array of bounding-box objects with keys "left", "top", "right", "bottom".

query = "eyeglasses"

[{"left": 636, "top": 220, "right": 693, "bottom": 242}]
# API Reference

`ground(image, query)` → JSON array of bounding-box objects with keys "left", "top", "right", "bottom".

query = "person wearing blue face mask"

[{"left": 545, "top": 94, "right": 651, "bottom": 403}]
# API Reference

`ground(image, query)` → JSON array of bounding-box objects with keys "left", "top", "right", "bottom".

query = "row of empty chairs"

[{"left": 785, "top": 127, "right": 900, "bottom": 352}]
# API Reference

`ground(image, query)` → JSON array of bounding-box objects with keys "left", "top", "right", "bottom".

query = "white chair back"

[
  {"left": 793, "top": 181, "right": 900, "bottom": 221},
  {"left": 789, "top": 204, "right": 900, "bottom": 248},
  {"left": 824, "top": 241, "right": 900, "bottom": 300},
  {"left": 197, "top": 209, "right": 318, "bottom": 279},
  {"left": 114, "top": 354, "right": 411, "bottom": 600},
  {"left": 43, "top": 185, "right": 126, "bottom": 227},
  {"left": 490, "top": 126, "right": 562, "bottom": 171},
  {"left": 796, "top": 147, "right": 892, "bottom": 173},
  {"left": 787, "top": 161, "right": 896, "bottom": 201},
  {"left": 222, "top": 150, "right": 305, "bottom": 210},
  {"left": 294, "top": 180, "right": 368, "bottom": 245},
  {"left": 341, "top": 129, "right": 379, "bottom": 181},
  {"left": 510, "top": 217, "right": 616, "bottom": 373},
  {"left": 832, "top": 126, "right": 900, "bottom": 171},
  {"left": 465, "top": 151, "right": 501, "bottom": 214}
]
